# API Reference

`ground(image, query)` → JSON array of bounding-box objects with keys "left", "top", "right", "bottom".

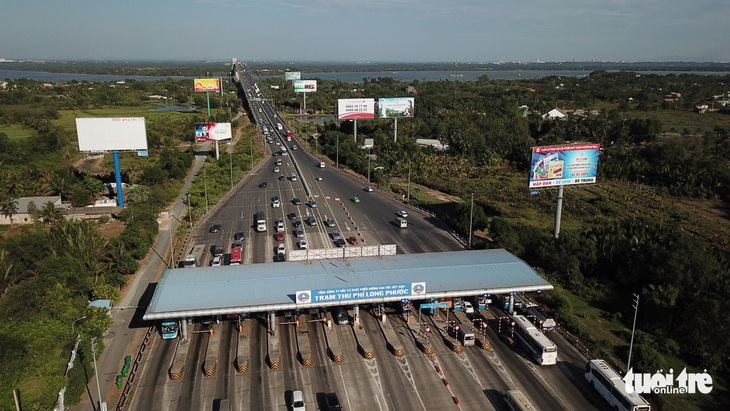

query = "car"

[
  {"left": 315, "top": 176, "right": 322, "bottom": 181},
  {"left": 232, "top": 241, "right": 242, "bottom": 248},
  {"left": 276, "top": 159, "right": 282, "bottom": 166},
  {"left": 275, "top": 219, "right": 285, "bottom": 232},
  {"left": 275, "top": 141, "right": 281, "bottom": 146},
  {"left": 298, "top": 240, "right": 308, "bottom": 249},
  {"left": 305, "top": 215, "right": 317, "bottom": 226},
  {"left": 278, "top": 175, "right": 285, "bottom": 181},
  {"left": 275, "top": 232, "right": 284, "bottom": 241},
  {"left": 325, "top": 393, "right": 342, "bottom": 411},
  {"left": 274, "top": 253, "right": 285, "bottom": 262},
  {"left": 276, "top": 243, "right": 286, "bottom": 255},
  {"left": 351, "top": 197, "right": 360, "bottom": 203},
  {"left": 272, "top": 195, "right": 280, "bottom": 201},
  {"left": 331, "top": 231, "right": 342, "bottom": 241},
  {"left": 292, "top": 145, "right": 298, "bottom": 150},
  {"left": 273, "top": 167, "right": 280, "bottom": 173},
  {"left": 334, "top": 238, "right": 346, "bottom": 247},
  {"left": 287, "top": 212, "right": 297, "bottom": 220},
  {"left": 211, "top": 255, "right": 222, "bottom": 267},
  {"left": 208, "top": 224, "right": 222, "bottom": 233},
  {"left": 292, "top": 198, "right": 302, "bottom": 205},
  {"left": 307, "top": 200, "right": 317, "bottom": 208},
  {"left": 291, "top": 390, "right": 305, "bottom": 411},
  {"left": 272, "top": 199, "right": 280, "bottom": 208},
  {"left": 462, "top": 301, "right": 475, "bottom": 314},
  {"left": 259, "top": 182, "right": 267, "bottom": 188},
  {"left": 294, "top": 228, "right": 304, "bottom": 238},
  {"left": 364, "top": 186, "right": 373, "bottom": 192},
  {"left": 347, "top": 236, "right": 358, "bottom": 245},
  {"left": 335, "top": 309, "right": 349, "bottom": 325},
  {"left": 324, "top": 217, "right": 335, "bottom": 227},
  {"left": 292, "top": 220, "right": 302, "bottom": 228},
  {"left": 233, "top": 231, "right": 245, "bottom": 241},
  {"left": 396, "top": 210, "right": 408, "bottom": 218}
]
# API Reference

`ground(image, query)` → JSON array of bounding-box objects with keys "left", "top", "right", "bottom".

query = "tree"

[
  {"left": 0, "top": 198, "right": 18, "bottom": 223},
  {"left": 39, "top": 201, "right": 65, "bottom": 225}
]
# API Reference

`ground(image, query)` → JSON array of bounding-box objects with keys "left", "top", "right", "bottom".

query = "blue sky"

[{"left": 2, "top": 0, "right": 729, "bottom": 62}]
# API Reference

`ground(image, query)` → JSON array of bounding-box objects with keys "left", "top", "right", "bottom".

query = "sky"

[{"left": 2, "top": 0, "right": 729, "bottom": 63}]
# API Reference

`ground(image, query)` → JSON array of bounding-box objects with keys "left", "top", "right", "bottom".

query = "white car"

[
  {"left": 298, "top": 240, "right": 308, "bottom": 249},
  {"left": 364, "top": 186, "right": 373, "bottom": 192},
  {"left": 291, "top": 390, "right": 305, "bottom": 411},
  {"left": 211, "top": 255, "right": 222, "bottom": 267},
  {"left": 273, "top": 167, "right": 280, "bottom": 173},
  {"left": 462, "top": 301, "right": 474, "bottom": 314},
  {"left": 396, "top": 210, "right": 408, "bottom": 218},
  {"left": 276, "top": 243, "right": 286, "bottom": 255},
  {"left": 272, "top": 199, "right": 280, "bottom": 208}
]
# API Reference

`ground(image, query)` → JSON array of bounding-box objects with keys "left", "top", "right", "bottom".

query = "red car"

[
  {"left": 275, "top": 232, "right": 285, "bottom": 241},
  {"left": 347, "top": 236, "right": 358, "bottom": 245}
]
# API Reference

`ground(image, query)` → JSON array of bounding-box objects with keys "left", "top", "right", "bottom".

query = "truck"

[
  {"left": 286, "top": 130, "right": 293, "bottom": 141},
  {"left": 183, "top": 244, "right": 207, "bottom": 268},
  {"left": 255, "top": 211, "right": 267, "bottom": 232},
  {"left": 230, "top": 246, "right": 242, "bottom": 265}
]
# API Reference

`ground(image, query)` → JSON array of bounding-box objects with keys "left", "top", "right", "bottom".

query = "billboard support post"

[
  {"left": 394, "top": 118, "right": 398, "bottom": 142},
  {"left": 206, "top": 91, "right": 211, "bottom": 117},
  {"left": 553, "top": 185, "right": 564, "bottom": 239},
  {"left": 113, "top": 150, "right": 124, "bottom": 208},
  {"left": 214, "top": 141, "right": 220, "bottom": 161},
  {"left": 354, "top": 119, "right": 358, "bottom": 142}
]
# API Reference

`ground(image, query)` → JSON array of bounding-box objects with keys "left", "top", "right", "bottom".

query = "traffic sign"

[{"left": 420, "top": 302, "right": 449, "bottom": 310}]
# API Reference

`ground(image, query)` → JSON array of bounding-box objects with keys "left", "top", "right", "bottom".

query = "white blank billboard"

[{"left": 76, "top": 117, "right": 148, "bottom": 152}]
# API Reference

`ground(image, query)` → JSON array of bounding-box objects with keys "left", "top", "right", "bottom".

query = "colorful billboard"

[
  {"left": 378, "top": 97, "right": 414, "bottom": 118},
  {"left": 338, "top": 98, "right": 375, "bottom": 120},
  {"left": 285, "top": 71, "right": 301, "bottom": 80},
  {"left": 76, "top": 117, "right": 148, "bottom": 152},
  {"left": 529, "top": 144, "right": 601, "bottom": 188},
  {"left": 293, "top": 80, "right": 317, "bottom": 93},
  {"left": 195, "top": 122, "right": 232, "bottom": 141},
  {"left": 194, "top": 78, "right": 220, "bottom": 92}
]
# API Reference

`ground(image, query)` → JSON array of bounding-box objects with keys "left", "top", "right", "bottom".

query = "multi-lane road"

[{"left": 124, "top": 62, "right": 613, "bottom": 411}]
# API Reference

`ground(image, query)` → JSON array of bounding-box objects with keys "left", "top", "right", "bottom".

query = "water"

[
  {"left": 2, "top": 69, "right": 729, "bottom": 84},
  {"left": 0, "top": 69, "right": 190, "bottom": 82}
]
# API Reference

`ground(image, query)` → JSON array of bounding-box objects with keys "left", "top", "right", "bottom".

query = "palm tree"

[
  {"left": 39, "top": 201, "right": 65, "bottom": 225},
  {"left": 0, "top": 198, "right": 18, "bottom": 223}
]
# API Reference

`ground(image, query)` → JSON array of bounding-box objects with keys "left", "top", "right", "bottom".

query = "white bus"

[
  {"left": 512, "top": 314, "right": 557, "bottom": 365},
  {"left": 523, "top": 305, "right": 556, "bottom": 331},
  {"left": 585, "top": 359, "right": 651, "bottom": 411},
  {"left": 504, "top": 390, "right": 538, "bottom": 411}
]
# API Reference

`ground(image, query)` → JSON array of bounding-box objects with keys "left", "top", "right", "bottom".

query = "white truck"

[{"left": 183, "top": 244, "right": 207, "bottom": 268}]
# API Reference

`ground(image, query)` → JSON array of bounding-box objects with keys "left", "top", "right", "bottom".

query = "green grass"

[{"left": 0, "top": 124, "right": 36, "bottom": 139}]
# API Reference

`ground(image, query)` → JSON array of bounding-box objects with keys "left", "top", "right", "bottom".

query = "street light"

[
  {"left": 90, "top": 337, "right": 104, "bottom": 411},
  {"left": 468, "top": 193, "right": 474, "bottom": 248},
  {"left": 72, "top": 316, "right": 87, "bottom": 336}
]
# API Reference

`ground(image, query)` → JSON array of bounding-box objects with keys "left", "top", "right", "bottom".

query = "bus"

[
  {"left": 512, "top": 314, "right": 557, "bottom": 365},
  {"left": 585, "top": 359, "right": 651, "bottom": 411},
  {"left": 523, "top": 305, "right": 556, "bottom": 331},
  {"left": 230, "top": 246, "right": 242, "bottom": 265},
  {"left": 504, "top": 390, "right": 538, "bottom": 411},
  {"left": 160, "top": 320, "right": 179, "bottom": 339}
]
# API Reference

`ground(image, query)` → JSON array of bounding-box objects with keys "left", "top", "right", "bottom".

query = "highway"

[{"left": 124, "top": 61, "right": 613, "bottom": 411}]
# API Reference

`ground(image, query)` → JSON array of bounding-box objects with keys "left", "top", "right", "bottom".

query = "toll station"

[{"left": 143, "top": 248, "right": 553, "bottom": 341}]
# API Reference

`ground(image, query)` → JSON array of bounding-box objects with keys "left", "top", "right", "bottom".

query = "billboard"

[
  {"left": 295, "top": 282, "right": 426, "bottom": 305},
  {"left": 195, "top": 122, "right": 232, "bottom": 141},
  {"left": 76, "top": 117, "right": 148, "bottom": 152},
  {"left": 293, "top": 80, "right": 317, "bottom": 93},
  {"left": 285, "top": 71, "right": 301, "bottom": 80},
  {"left": 529, "top": 143, "right": 601, "bottom": 188},
  {"left": 338, "top": 98, "right": 375, "bottom": 120},
  {"left": 378, "top": 97, "right": 414, "bottom": 118},
  {"left": 194, "top": 78, "right": 220, "bottom": 92}
]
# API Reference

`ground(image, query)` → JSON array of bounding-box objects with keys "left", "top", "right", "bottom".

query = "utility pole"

[
  {"left": 91, "top": 337, "right": 104, "bottom": 411},
  {"left": 468, "top": 193, "right": 474, "bottom": 248},
  {"left": 627, "top": 293, "right": 640, "bottom": 371}
]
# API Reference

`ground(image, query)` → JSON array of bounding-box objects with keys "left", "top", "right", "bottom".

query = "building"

[
  {"left": 543, "top": 107, "right": 568, "bottom": 119},
  {"left": 0, "top": 196, "right": 70, "bottom": 225}
]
